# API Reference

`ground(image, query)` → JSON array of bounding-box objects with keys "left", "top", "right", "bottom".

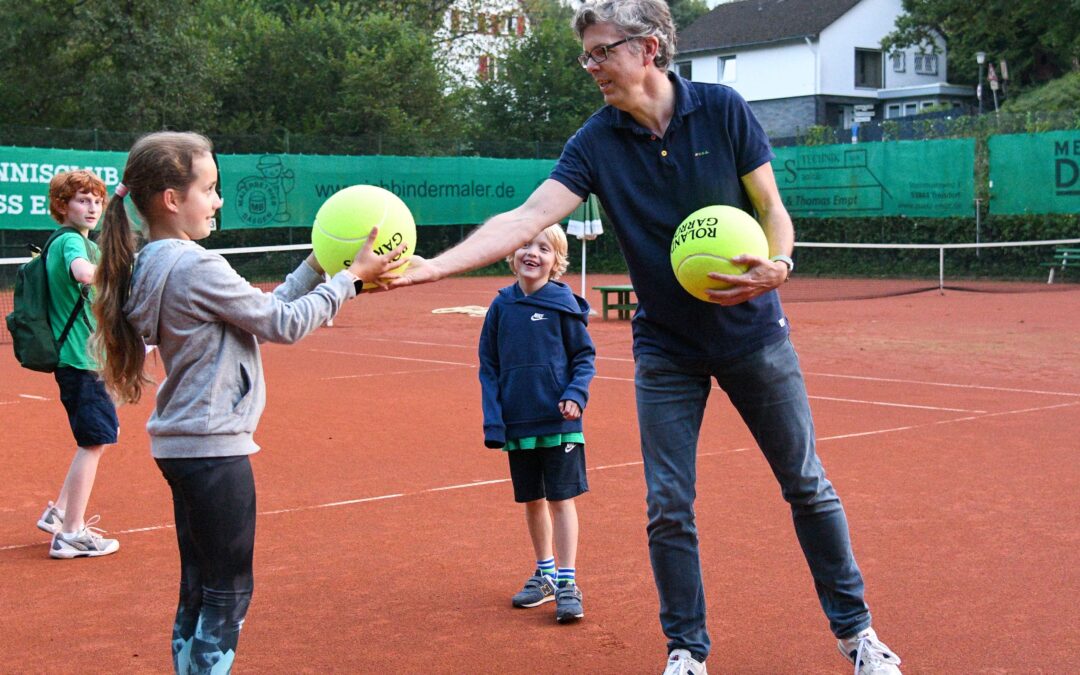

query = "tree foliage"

[
  {"left": 881, "top": 0, "right": 1080, "bottom": 91},
  {"left": 463, "top": 1, "right": 603, "bottom": 149},
  {"left": 668, "top": 0, "right": 710, "bottom": 32},
  {"left": 0, "top": 0, "right": 228, "bottom": 130}
]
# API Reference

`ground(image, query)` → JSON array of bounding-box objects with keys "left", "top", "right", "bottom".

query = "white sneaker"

[
  {"left": 37, "top": 501, "right": 64, "bottom": 535},
  {"left": 838, "top": 627, "right": 902, "bottom": 674},
  {"left": 663, "top": 649, "right": 707, "bottom": 675},
  {"left": 49, "top": 515, "right": 120, "bottom": 559}
]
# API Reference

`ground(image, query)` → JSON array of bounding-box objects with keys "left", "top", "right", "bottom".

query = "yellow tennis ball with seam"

[
  {"left": 670, "top": 205, "right": 769, "bottom": 301},
  {"left": 311, "top": 185, "right": 416, "bottom": 285}
]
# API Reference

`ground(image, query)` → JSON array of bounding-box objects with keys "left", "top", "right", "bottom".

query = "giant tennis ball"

[
  {"left": 311, "top": 185, "right": 416, "bottom": 284},
  {"left": 670, "top": 205, "right": 769, "bottom": 301}
]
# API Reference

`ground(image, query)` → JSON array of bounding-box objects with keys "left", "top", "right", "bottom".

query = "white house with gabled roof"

[{"left": 675, "top": 0, "right": 974, "bottom": 139}]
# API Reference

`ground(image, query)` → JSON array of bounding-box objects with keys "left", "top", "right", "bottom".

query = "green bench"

[
  {"left": 1041, "top": 247, "right": 1080, "bottom": 283},
  {"left": 593, "top": 284, "right": 637, "bottom": 320}
]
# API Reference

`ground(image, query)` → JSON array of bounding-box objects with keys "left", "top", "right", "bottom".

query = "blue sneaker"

[
  {"left": 555, "top": 584, "right": 584, "bottom": 623},
  {"left": 511, "top": 569, "right": 556, "bottom": 608}
]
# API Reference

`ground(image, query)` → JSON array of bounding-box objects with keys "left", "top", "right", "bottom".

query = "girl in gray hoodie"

[{"left": 92, "top": 131, "right": 406, "bottom": 674}]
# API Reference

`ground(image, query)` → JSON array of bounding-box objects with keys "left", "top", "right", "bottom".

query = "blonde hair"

[
  {"left": 507, "top": 224, "right": 570, "bottom": 280},
  {"left": 93, "top": 131, "right": 214, "bottom": 404}
]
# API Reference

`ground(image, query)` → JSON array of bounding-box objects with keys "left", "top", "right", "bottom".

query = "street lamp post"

[{"left": 976, "top": 51, "right": 987, "bottom": 115}]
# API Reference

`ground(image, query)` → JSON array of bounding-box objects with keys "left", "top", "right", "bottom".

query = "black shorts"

[
  {"left": 54, "top": 367, "right": 119, "bottom": 447},
  {"left": 507, "top": 442, "right": 588, "bottom": 503}
]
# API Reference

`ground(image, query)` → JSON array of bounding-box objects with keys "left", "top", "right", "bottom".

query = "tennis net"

[
  {"left": 781, "top": 238, "right": 1080, "bottom": 302},
  {"left": 1, "top": 239, "right": 1078, "bottom": 344}
]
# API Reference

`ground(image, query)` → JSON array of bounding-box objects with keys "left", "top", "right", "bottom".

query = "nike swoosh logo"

[{"left": 531, "top": 313, "right": 547, "bottom": 321}]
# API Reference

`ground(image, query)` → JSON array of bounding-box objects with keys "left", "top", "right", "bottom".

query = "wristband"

[{"left": 769, "top": 254, "right": 794, "bottom": 274}]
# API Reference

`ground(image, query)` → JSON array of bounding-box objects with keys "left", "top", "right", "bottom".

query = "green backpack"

[{"left": 5, "top": 227, "right": 92, "bottom": 373}]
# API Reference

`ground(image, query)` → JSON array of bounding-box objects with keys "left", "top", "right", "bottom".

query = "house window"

[
  {"left": 891, "top": 51, "right": 905, "bottom": 73},
  {"left": 479, "top": 55, "right": 498, "bottom": 80},
  {"left": 904, "top": 102, "right": 918, "bottom": 116},
  {"left": 855, "top": 49, "right": 883, "bottom": 88},
  {"left": 675, "top": 60, "right": 693, "bottom": 80},
  {"left": 914, "top": 53, "right": 938, "bottom": 75},
  {"left": 718, "top": 55, "right": 736, "bottom": 83},
  {"left": 886, "top": 104, "right": 902, "bottom": 119}
]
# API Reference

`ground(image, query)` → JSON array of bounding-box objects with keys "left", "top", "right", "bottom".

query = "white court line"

[
  {"left": 3, "top": 400, "right": 1075, "bottom": 553},
  {"left": 595, "top": 375, "right": 985, "bottom": 413},
  {"left": 810, "top": 395, "right": 984, "bottom": 414},
  {"left": 321, "top": 366, "right": 468, "bottom": 381},
  {"left": 334, "top": 336, "right": 634, "bottom": 362},
  {"left": 805, "top": 371, "right": 1080, "bottom": 398},
  {"left": 0, "top": 395, "right": 51, "bottom": 406},
  {"left": 426, "top": 479, "right": 510, "bottom": 492},
  {"left": 309, "top": 349, "right": 475, "bottom": 368},
  {"left": 327, "top": 337, "right": 1080, "bottom": 396}
]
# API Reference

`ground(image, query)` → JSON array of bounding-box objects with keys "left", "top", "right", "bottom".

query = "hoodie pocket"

[
  {"left": 500, "top": 364, "right": 563, "bottom": 424},
  {"left": 230, "top": 363, "right": 253, "bottom": 415}
]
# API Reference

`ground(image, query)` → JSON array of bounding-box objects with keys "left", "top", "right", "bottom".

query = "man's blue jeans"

[{"left": 635, "top": 338, "right": 870, "bottom": 660}]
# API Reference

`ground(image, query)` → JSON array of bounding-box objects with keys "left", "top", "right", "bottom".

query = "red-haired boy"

[{"left": 36, "top": 170, "right": 121, "bottom": 558}]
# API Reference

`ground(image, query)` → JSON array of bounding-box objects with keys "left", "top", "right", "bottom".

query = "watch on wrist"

[
  {"left": 770, "top": 254, "right": 794, "bottom": 275},
  {"left": 343, "top": 270, "right": 364, "bottom": 294}
]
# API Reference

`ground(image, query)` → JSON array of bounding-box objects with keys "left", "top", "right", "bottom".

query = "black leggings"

[{"left": 156, "top": 455, "right": 256, "bottom": 675}]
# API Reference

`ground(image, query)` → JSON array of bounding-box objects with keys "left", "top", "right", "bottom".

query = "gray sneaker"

[
  {"left": 49, "top": 515, "right": 120, "bottom": 559},
  {"left": 555, "top": 584, "right": 584, "bottom": 623},
  {"left": 511, "top": 570, "right": 556, "bottom": 608},
  {"left": 37, "top": 502, "right": 64, "bottom": 535}
]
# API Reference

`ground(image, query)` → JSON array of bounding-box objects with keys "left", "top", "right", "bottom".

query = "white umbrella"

[{"left": 565, "top": 194, "right": 603, "bottom": 305}]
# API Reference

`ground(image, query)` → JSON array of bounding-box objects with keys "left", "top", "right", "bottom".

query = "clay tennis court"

[{"left": 2, "top": 274, "right": 1077, "bottom": 673}]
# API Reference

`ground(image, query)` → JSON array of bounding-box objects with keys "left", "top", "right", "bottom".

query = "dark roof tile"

[{"left": 678, "top": 0, "right": 863, "bottom": 53}]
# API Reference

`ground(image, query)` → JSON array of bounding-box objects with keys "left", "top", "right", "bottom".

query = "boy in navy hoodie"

[{"left": 478, "top": 223, "right": 596, "bottom": 624}]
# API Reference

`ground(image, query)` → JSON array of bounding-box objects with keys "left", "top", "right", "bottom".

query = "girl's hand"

[
  {"left": 347, "top": 227, "right": 410, "bottom": 289},
  {"left": 559, "top": 400, "right": 581, "bottom": 421}
]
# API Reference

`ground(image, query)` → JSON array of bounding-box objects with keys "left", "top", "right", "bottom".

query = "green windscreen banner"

[
  {"left": 0, "top": 146, "right": 126, "bottom": 229},
  {"left": 771, "top": 139, "right": 975, "bottom": 217},
  {"left": 218, "top": 153, "right": 554, "bottom": 228},
  {"left": 1, "top": 145, "right": 554, "bottom": 230},
  {"left": 989, "top": 131, "right": 1080, "bottom": 214}
]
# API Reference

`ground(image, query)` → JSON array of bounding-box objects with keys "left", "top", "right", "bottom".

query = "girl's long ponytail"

[{"left": 92, "top": 191, "right": 149, "bottom": 404}]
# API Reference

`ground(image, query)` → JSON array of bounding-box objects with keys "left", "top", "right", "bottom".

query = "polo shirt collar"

[{"left": 609, "top": 71, "right": 701, "bottom": 134}]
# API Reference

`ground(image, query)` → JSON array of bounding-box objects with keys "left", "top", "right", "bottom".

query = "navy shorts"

[
  {"left": 507, "top": 442, "right": 588, "bottom": 503},
  {"left": 54, "top": 367, "right": 119, "bottom": 447}
]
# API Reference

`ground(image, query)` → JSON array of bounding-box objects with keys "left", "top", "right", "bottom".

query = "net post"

[{"left": 939, "top": 247, "right": 945, "bottom": 294}]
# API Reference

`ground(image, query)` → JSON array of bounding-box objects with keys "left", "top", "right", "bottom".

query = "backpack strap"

[{"left": 41, "top": 227, "right": 91, "bottom": 352}]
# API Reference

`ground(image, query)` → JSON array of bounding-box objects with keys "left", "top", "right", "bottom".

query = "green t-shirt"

[
  {"left": 505, "top": 432, "right": 585, "bottom": 451},
  {"left": 45, "top": 231, "right": 98, "bottom": 370}
]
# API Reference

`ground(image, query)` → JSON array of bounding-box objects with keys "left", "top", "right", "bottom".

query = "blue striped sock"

[
  {"left": 556, "top": 567, "right": 576, "bottom": 588},
  {"left": 537, "top": 557, "right": 556, "bottom": 579}
]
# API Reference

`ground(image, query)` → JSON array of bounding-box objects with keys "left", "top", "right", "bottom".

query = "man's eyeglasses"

[{"left": 577, "top": 36, "right": 641, "bottom": 68}]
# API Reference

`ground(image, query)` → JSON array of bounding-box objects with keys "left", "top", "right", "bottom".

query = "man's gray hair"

[{"left": 572, "top": 0, "right": 678, "bottom": 70}]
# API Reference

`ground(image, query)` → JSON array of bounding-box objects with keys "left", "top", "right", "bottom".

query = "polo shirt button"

[
  {"left": 661, "top": 150, "right": 668, "bottom": 157},
  {"left": 650, "top": 135, "right": 657, "bottom": 141}
]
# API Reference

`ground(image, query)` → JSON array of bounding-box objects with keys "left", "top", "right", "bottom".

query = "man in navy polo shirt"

[{"left": 394, "top": 1, "right": 901, "bottom": 673}]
